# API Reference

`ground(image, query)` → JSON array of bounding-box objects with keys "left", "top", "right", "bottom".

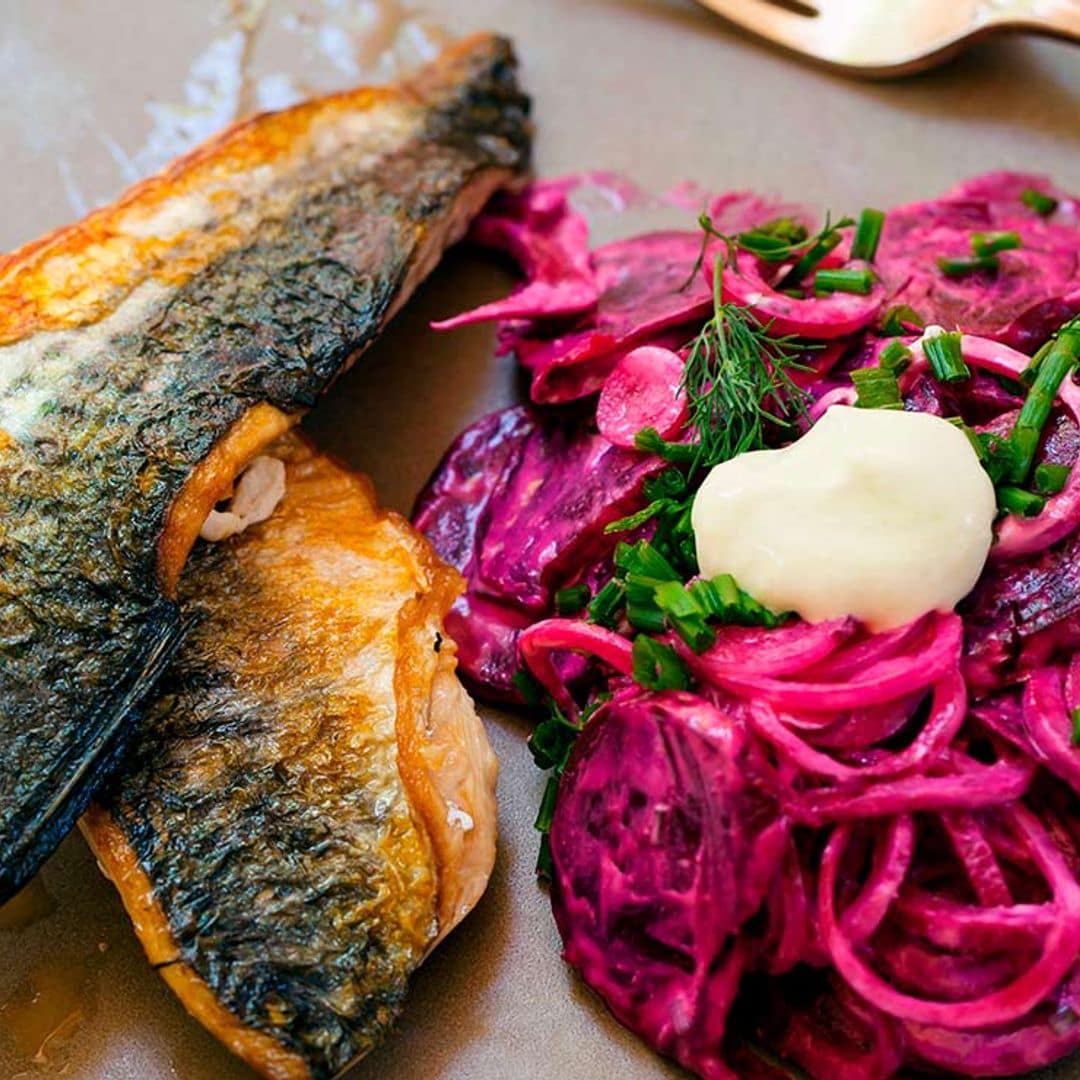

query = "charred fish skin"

[
  {"left": 0, "top": 34, "right": 530, "bottom": 900},
  {"left": 85, "top": 436, "right": 487, "bottom": 1080}
]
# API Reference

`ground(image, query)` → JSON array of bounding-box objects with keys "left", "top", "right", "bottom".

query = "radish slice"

[
  {"left": 711, "top": 255, "right": 885, "bottom": 340},
  {"left": 595, "top": 346, "right": 687, "bottom": 449}
]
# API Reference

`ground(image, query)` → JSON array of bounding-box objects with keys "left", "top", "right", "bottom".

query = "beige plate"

[{"left": 1, "top": 1, "right": 1079, "bottom": 1078}]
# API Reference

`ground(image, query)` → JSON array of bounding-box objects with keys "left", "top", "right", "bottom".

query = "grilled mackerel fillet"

[
  {"left": 0, "top": 33, "right": 529, "bottom": 898},
  {"left": 84, "top": 434, "right": 497, "bottom": 1079}
]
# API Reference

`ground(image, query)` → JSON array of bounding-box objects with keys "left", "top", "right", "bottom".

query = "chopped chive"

[
  {"left": 713, "top": 573, "right": 742, "bottom": 609},
  {"left": 1033, "top": 463, "right": 1072, "bottom": 496},
  {"left": 814, "top": 268, "right": 876, "bottom": 296},
  {"left": 587, "top": 579, "right": 625, "bottom": 629},
  {"left": 997, "top": 486, "right": 1046, "bottom": 518},
  {"left": 1022, "top": 188, "right": 1059, "bottom": 216},
  {"left": 1021, "top": 338, "right": 1055, "bottom": 387},
  {"left": 851, "top": 208, "right": 886, "bottom": 262},
  {"left": 653, "top": 580, "right": 716, "bottom": 653},
  {"left": 953, "top": 420, "right": 1027, "bottom": 488},
  {"left": 533, "top": 774, "right": 560, "bottom": 833},
  {"left": 949, "top": 417, "right": 989, "bottom": 463},
  {"left": 972, "top": 231, "right": 1022, "bottom": 257},
  {"left": 939, "top": 255, "right": 1000, "bottom": 278},
  {"left": 997, "top": 373, "right": 1027, "bottom": 397},
  {"left": 554, "top": 584, "right": 591, "bottom": 616},
  {"left": 606, "top": 469, "right": 691, "bottom": 537},
  {"left": 736, "top": 217, "right": 810, "bottom": 261},
  {"left": 536, "top": 834, "right": 553, "bottom": 879},
  {"left": 532, "top": 770, "right": 564, "bottom": 879},
  {"left": 604, "top": 502, "right": 665, "bottom": 535},
  {"left": 643, "top": 468, "right": 689, "bottom": 502},
  {"left": 686, "top": 578, "right": 722, "bottom": 617},
  {"left": 687, "top": 574, "right": 782, "bottom": 628},
  {"left": 1005, "top": 317, "right": 1080, "bottom": 484},
  {"left": 634, "top": 426, "right": 699, "bottom": 464},
  {"left": 781, "top": 229, "right": 846, "bottom": 287},
  {"left": 615, "top": 540, "right": 680, "bottom": 581},
  {"left": 977, "top": 432, "right": 1023, "bottom": 486},
  {"left": 851, "top": 367, "right": 903, "bottom": 410},
  {"left": 924, "top": 332, "right": 971, "bottom": 383},
  {"left": 631, "top": 636, "right": 692, "bottom": 691},
  {"left": 879, "top": 340, "right": 913, "bottom": 374},
  {"left": 1072, "top": 707, "right": 1080, "bottom": 748},
  {"left": 512, "top": 668, "right": 546, "bottom": 707},
  {"left": 624, "top": 588, "right": 666, "bottom": 634},
  {"left": 528, "top": 709, "right": 579, "bottom": 772},
  {"left": 879, "top": 304, "right": 925, "bottom": 337}
]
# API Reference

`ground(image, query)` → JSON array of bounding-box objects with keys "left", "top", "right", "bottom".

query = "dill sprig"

[
  {"left": 682, "top": 211, "right": 854, "bottom": 292},
  {"left": 681, "top": 254, "right": 814, "bottom": 471}
]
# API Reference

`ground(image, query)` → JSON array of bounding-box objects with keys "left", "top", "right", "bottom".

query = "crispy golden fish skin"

[
  {"left": 0, "top": 33, "right": 529, "bottom": 899},
  {"left": 83, "top": 434, "right": 498, "bottom": 1080}
]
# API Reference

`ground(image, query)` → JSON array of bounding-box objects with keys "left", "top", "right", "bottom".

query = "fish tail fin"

[{"left": 0, "top": 602, "right": 185, "bottom": 901}]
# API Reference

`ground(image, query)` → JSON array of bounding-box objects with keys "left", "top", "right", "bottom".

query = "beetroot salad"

[{"left": 414, "top": 173, "right": 1080, "bottom": 1079}]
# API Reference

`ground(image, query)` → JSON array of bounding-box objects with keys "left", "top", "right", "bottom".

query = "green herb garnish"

[
  {"left": 880, "top": 340, "right": 913, "bottom": 374},
  {"left": 690, "top": 573, "right": 784, "bottom": 628},
  {"left": 633, "top": 426, "right": 698, "bottom": 465},
  {"left": 852, "top": 366, "right": 903, "bottom": 410},
  {"left": 938, "top": 255, "right": 1000, "bottom": 278},
  {"left": 732, "top": 217, "right": 811, "bottom": 261},
  {"left": 529, "top": 703, "right": 582, "bottom": 773},
  {"left": 605, "top": 467, "right": 698, "bottom": 575},
  {"left": 815, "top": 267, "right": 876, "bottom": 296},
  {"left": 682, "top": 255, "right": 813, "bottom": 473},
  {"left": 878, "top": 304, "right": 925, "bottom": 337},
  {"left": 529, "top": 695, "right": 609, "bottom": 878},
  {"left": 1003, "top": 316, "right": 1080, "bottom": 485},
  {"left": 654, "top": 580, "right": 717, "bottom": 653},
  {"left": 631, "top": 635, "right": 692, "bottom": 691},
  {"left": 997, "top": 486, "right": 1046, "bottom": 519},
  {"left": 1033, "top": 463, "right": 1072, "bottom": 496},
  {"left": 512, "top": 667, "right": 546, "bottom": 707},
  {"left": 851, "top": 208, "right": 886, "bottom": 262},
  {"left": 1020, "top": 337, "right": 1055, "bottom": 387},
  {"left": 1072, "top": 707, "right": 1080, "bottom": 748},
  {"left": 587, "top": 579, "right": 626, "bottom": 629},
  {"left": 616, "top": 541, "right": 680, "bottom": 634},
  {"left": 554, "top": 584, "right": 591, "bottom": 616},
  {"left": 924, "top": 331, "right": 971, "bottom": 383},
  {"left": 974, "top": 430, "right": 1023, "bottom": 487},
  {"left": 688, "top": 213, "right": 851, "bottom": 283},
  {"left": 1022, "top": 188, "right": 1059, "bottom": 216},
  {"left": 939, "top": 231, "right": 1023, "bottom": 278},
  {"left": 972, "top": 231, "right": 1022, "bottom": 257},
  {"left": 780, "top": 215, "right": 855, "bottom": 287}
]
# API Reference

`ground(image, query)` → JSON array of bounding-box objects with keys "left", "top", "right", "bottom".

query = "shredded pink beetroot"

[
  {"left": 430, "top": 181, "right": 598, "bottom": 330},
  {"left": 415, "top": 172, "right": 1080, "bottom": 1078}
]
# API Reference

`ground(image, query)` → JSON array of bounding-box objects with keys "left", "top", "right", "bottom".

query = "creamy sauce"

[{"left": 691, "top": 406, "right": 996, "bottom": 630}]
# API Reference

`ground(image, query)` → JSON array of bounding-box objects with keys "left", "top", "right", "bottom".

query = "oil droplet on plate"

[
  {"left": 0, "top": 878, "right": 56, "bottom": 932},
  {"left": 0, "top": 957, "right": 92, "bottom": 1067}
]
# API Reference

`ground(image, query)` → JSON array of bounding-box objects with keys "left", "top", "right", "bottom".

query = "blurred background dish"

[{"left": 690, "top": 0, "right": 1080, "bottom": 78}]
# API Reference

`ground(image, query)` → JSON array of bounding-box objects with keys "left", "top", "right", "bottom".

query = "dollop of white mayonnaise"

[{"left": 691, "top": 406, "right": 996, "bottom": 630}]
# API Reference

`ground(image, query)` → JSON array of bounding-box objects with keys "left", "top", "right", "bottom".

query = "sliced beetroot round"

[
  {"left": 549, "top": 689, "right": 774, "bottom": 1080},
  {"left": 595, "top": 346, "right": 687, "bottom": 449}
]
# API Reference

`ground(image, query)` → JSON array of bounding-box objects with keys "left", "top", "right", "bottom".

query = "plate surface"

[{"left": 1, "top": 2, "right": 1079, "bottom": 1077}]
